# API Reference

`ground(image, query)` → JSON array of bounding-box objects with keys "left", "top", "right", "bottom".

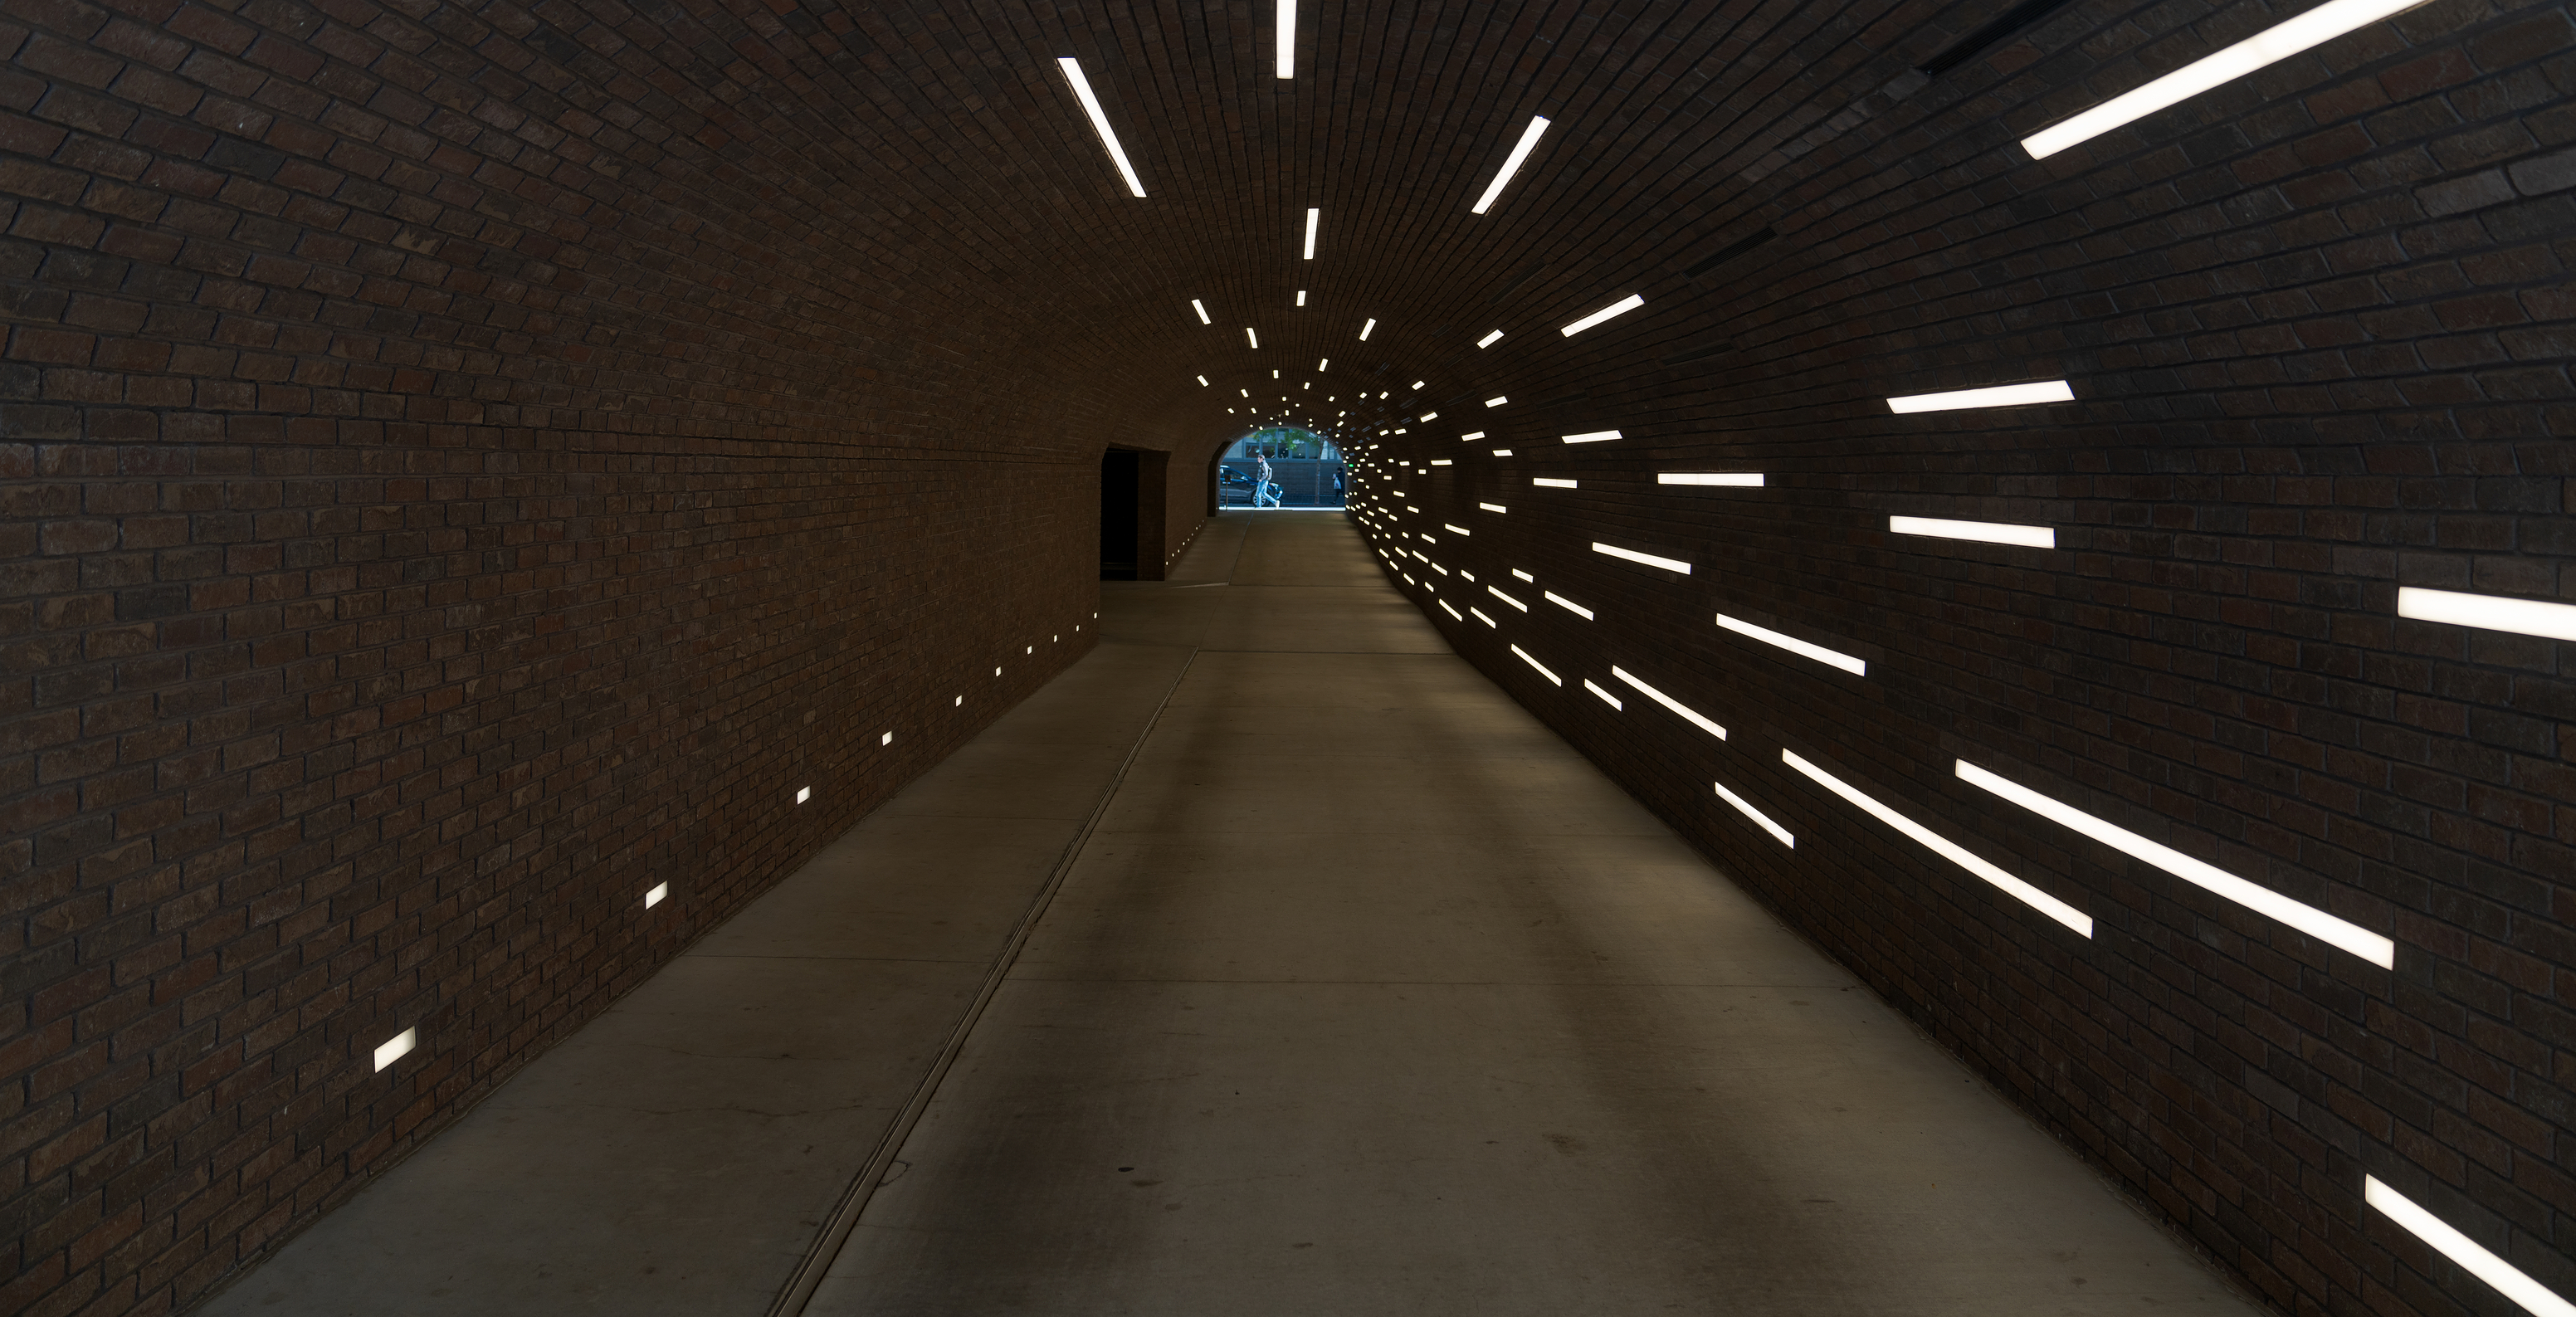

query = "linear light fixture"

[
  {"left": 1510, "top": 570, "right": 1532, "bottom": 582},
  {"left": 1442, "top": 523, "right": 1469, "bottom": 534},
  {"left": 1533, "top": 477, "right": 1577, "bottom": 489},
  {"left": 1301, "top": 206, "right": 1319, "bottom": 256},
  {"left": 1660, "top": 472, "right": 1764, "bottom": 487},
  {"left": 1561, "top": 294, "right": 1643, "bottom": 336},
  {"left": 2364, "top": 1177, "right": 2575, "bottom": 1317},
  {"left": 1563, "top": 430, "right": 1621, "bottom": 444},
  {"left": 1439, "top": 599, "right": 1462, "bottom": 621},
  {"left": 1477, "top": 502, "right": 1507, "bottom": 513},
  {"left": 1471, "top": 115, "right": 1551, "bottom": 214},
  {"left": 1470, "top": 607, "right": 1496, "bottom": 627},
  {"left": 1583, "top": 679, "right": 1623, "bottom": 710},
  {"left": 1609, "top": 666, "right": 1725, "bottom": 739},
  {"left": 1487, "top": 586, "right": 1529, "bottom": 612},
  {"left": 1593, "top": 542, "right": 1690, "bottom": 574},
  {"left": 1246, "top": 327, "right": 1259, "bottom": 348},
  {"left": 796, "top": 786, "right": 812, "bottom": 804},
  {"left": 1784, "top": 750, "right": 2094, "bottom": 937},
  {"left": 1295, "top": 290, "right": 1306, "bottom": 306},
  {"left": 1955, "top": 760, "right": 2395, "bottom": 966},
  {"left": 1715, "top": 781, "right": 1793, "bottom": 847},
  {"left": 1461, "top": 431, "right": 1486, "bottom": 440},
  {"left": 1197, "top": 375, "right": 1208, "bottom": 386},
  {"left": 1058, "top": 58, "right": 1146, "bottom": 197},
  {"left": 1715, "top": 613, "right": 1862, "bottom": 675},
  {"left": 1359, "top": 319, "right": 1376, "bottom": 339},
  {"left": 1886, "top": 379, "right": 2073, "bottom": 412},
  {"left": 1478, "top": 329, "right": 1504, "bottom": 348},
  {"left": 1492, "top": 448, "right": 1514, "bottom": 456},
  {"left": 373, "top": 1027, "right": 416, "bottom": 1072},
  {"left": 1891, "top": 515, "right": 2056, "bottom": 549},
  {"left": 1430, "top": 459, "right": 1452, "bottom": 466},
  {"left": 1484, "top": 396, "right": 1507, "bottom": 407},
  {"left": 644, "top": 881, "right": 668, "bottom": 908},
  {"left": 1318, "top": 358, "right": 1329, "bottom": 371},
  {"left": 2023, "top": 0, "right": 2431, "bottom": 159},
  {"left": 1241, "top": 388, "right": 1250, "bottom": 398},
  {"left": 2398, "top": 587, "right": 2576, "bottom": 642},
  {"left": 1420, "top": 412, "right": 1439, "bottom": 421},
  {"left": 1193, "top": 300, "right": 1211, "bottom": 324},
  {"left": 1511, "top": 644, "right": 1562, "bottom": 685},
  {"left": 881, "top": 731, "right": 893, "bottom": 745},
  {"left": 1544, "top": 591, "right": 1593, "bottom": 620},
  {"left": 1412, "top": 380, "right": 1426, "bottom": 389}
]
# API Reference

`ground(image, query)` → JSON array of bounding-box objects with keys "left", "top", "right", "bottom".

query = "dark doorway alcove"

[{"left": 1100, "top": 449, "right": 1139, "bottom": 580}]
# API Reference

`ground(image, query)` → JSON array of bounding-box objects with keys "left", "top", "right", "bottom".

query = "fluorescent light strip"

[
  {"left": 1359, "top": 319, "right": 1375, "bottom": 339},
  {"left": 1246, "top": 327, "right": 1259, "bottom": 349},
  {"left": 1544, "top": 591, "right": 1593, "bottom": 620},
  {"left": 1562, "top": 430, "right": 1622, "bottom": 444},
  {"left": 1715, "top": 613, "right": 1862, "bottom": 675},
  {"left": 1533, "top": 477, "right": 1577, "bottom": 489},
  {"left": 1442, "top": 524, "right": 1470, "bottom": 535},
  {"left": 1484, "top": 396, "right": 1507, "bottom": 407},
  {"left": 1412, "top": 380, "right": 1425, "bottom": 388},
  {"left": 1609, "top": 666, "right": 1725, "bottom": 739},
  {"left": 1486, "top": 587, "right": 1528, "bottom": 612},
  {"left": 2023, "top": 0, "right": 2430, "bottom": 159},
  {"left": 2398, "top": 586, "right": 2576, "bottom": 642},
  {"left": 1302, "top": 206, "right": 1318, "bottom": 256},
  {"left": 1891, "top": 515, "right": 2056, "bottom": 549},
  {"left": 1470, "top": 115, "right": 1550, "bottom": 213},
  {"left": 1660, "top": 472, "right": 1764, "bottom": 487},
  {"left": 1295, "top": 290, "right": 1306, "bottom": 306},
  {"left": 1420, "top": 412, "right": 1438, "bottom": 421},
  {"left": 1886, "top": 380, "right": 2074, "bottom": 413},
  {"left": 1477, "top": 502, "right": 1506, "bottom": 513},
  {"left": 1193, "top": 300, "right": 1211, "bottom": 324},
  {"left": 1510, "top": 644, "right": 1562, "bottom": 685},
  {"left": 1318, "top": 358, "right": 1328, "bottom": 371},
  {"left": 1955, "top": 760, "right": 2395, "bottom": 967},
  {"left": 1477, "top": 329, "right": 1504, "bottom": 348},
  {"left": 1593, "top": 542, "right": 1691, "bottom": 574},
  {"left": 1196, "top": 375, "right": 1208, "bottom": 386},
  {"left": 1510, "top": 570, "right": 1532, "bottom": 582},
  {"left": 1784, "top": 750, "right": 2094, "bottom": 938},
  {"left": 1429, "top": 459, "right": 1451, "bottom": 466},
  {"left": 796, "top": 786, "right": 812, "bottom": 803},
  {"left": 644, "top": 881, "right": 668, "bottom": 908},
  {"left": 1461, "top": 431, "right": 1486, "bottom": 441},
  {"left": 1439, "top": 599, "right": 1462, "bottom": 621},
  {"left": 1470, "top": 607, "right": 1496, "bottom": 627},
  {"left": 1560, "top": 294, "right": 1643, "bottom": 336},
  {"left": 2365, "top": 1177, "right": 2576, "bottom": 1317},
  {"left": 1057, "top": 59, "right": 1146, "bottom": 198},
  {"left": 1715, "top": 781, "right": 1793, "bottom": 847},
  {"left": 373, "top": 1027, "right": 416, "bottom": 1072},
  {"left": 1583, "top": 678, "right": 1622, "bottom": 710},
  {"left": 1491, "top": 448, "right": 1513, "bottom": 456}
]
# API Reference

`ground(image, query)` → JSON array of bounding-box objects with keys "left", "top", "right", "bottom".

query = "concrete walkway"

[{"left": 202, "top": 511, "right": 2264, "bottom": 1316}]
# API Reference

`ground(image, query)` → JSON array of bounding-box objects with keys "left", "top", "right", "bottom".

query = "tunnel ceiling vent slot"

[{"left": 1916, "top": 0, "right": 2085, "bottom": 76}]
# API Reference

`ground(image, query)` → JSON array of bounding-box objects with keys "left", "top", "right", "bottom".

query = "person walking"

[{"left": 1255, "top": 451, "right": 1281, "bottom": 507}]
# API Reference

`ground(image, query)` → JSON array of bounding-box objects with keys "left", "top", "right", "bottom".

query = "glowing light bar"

[
  {"left": 645, "top": 881, "right": 668, "bottom": 908},
  {"left": 1478, "top": 330, "right": 1504, "bottom": 348},
  {"left": 1359, "top": 319, "right": 1376, "bottom": 339},
  {"left": 1593, "top": 542, "right": 1691, "bottom": 574},
  {"left": 1955, "top": 760, "right": 2395, "bottom": 967},
  {"left": 1510, "top": 644, "right": 1562, "bottom": 685},
  {"left": 2398, "top": 587, "right": 2576, "bottom": 642},
  {"left": 1583, "top": 679, "right": 1622, "bottom": 710},
  {"left": 1471, "top": 115, "right": 1551, "bottom": 214},
  {"left": 1484, "top": 396, "right": 1507, "bottom": 407},
  {"left": 2023, "top": 0, "right": 2430, "bottom": 159},
  {"left": 881, "top": 731, "right": 893, "bottom": 745},
  {"left": 1470, "top": 607, "right": 1496, "bottom": 627},
  {"left": 1715, "top": 782, "right": 1793, "bottom": 847},
  {"left": 1420, "top": 412, "right": 1438, "bottom": 421},
  {"left": 1715, "top": 613, "right": 1862, "bottom": 675},
  {"left": 1442, "top": 524, "right": 1469, "bottom": 535},
  {"left": 1241, "top": 389, "right": 1250, "bottom": 398},
  {"left": 2365, "top": 1177, "right": 2576, "bottom": 1317},
  {"left": 1295, "top": 290, "right": 1306, "bottom": 306},
  {"left": 1891, "top": 515, "right": 2056, "bottom": 549},
  {"left": 1429, "top": 459, "right": 1452, "bottom": 466},
  {"left": 373, "top": 1027, "right": 417, "bottom": 1072},
  {"left": 1246, "top": 327, "right": 1259, "bottom": 349},
  {"left": 1486, "top": 587, "right": 1529, "bottom": 612},
  {"left": 1510, "top": 570, "right": 1532, "bottom": 582},
  {"left": 1058, "top": 58, "right": 1146, "bottom": 197},
  {"left": 1197, "top": 375, "right": 1208, "bottom": 386},
  {"left": 1477, "top": 502, "right": 1507, "bottom": 513},
  {"left": 1533, "top": 477, "right": 1577, "bottom": 489},
  {"left": 1660, "top": 472, "right": 1764, "bottom": 487},
  {"left": 1886, "top": 380, "right": 2074, "bottom": 413},
  {"left": 1560, "top": 294, "right": 1643, "bottom": 336},
  {"left": 1193, "top": 300, "right": 1212, "bottom": 324},
  {"left": 1438, "top": 599, "right": 1461, "bottom": 620},
  {"left": 796, "top": 786, "right": 812, "bottom": 804},
  {"left": 1318, "top": 358, "right": 1329, "bottom": 371},
  {"left": 1412, "top": 380, "right": 1426, "bottom": 389},
  {"left": 1461, "top": 431, "right": 1486, "bottom": 441},
  {"left": 1563, "top": 430, "right": 1621, "bottom": 444},
  {"left": 1544, "top": 591, "right": 1593, "bottom": 620},
  {"left": 1609, "top": 666, "right": 1725, "bottom": 739},
  {"left": 1491, "top": 448, "right": 1513, "bottom": 456},
  {"left": 1785, "top": 750, "right": 2093, "bottom": 938}
]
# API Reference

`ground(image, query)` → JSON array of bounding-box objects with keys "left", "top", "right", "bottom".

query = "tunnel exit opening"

[{"left": 1217, "top": 429, "right": 1345, "bottom": 510}]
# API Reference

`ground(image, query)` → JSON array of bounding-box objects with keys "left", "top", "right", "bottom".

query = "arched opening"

[{"left": 1215, "top": 428, "right": 1346, "bottom": 510}]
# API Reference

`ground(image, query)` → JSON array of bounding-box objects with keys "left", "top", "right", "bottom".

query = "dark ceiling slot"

[
  {"left": 1683, "top": 227, "right": 1776, "bottom": 280},
  {"left": 1917, "top": 0, "right": 2085, "bottom": 76},
  {"left": 1658, "top": 340, "right": 1737, "bottom": 368},
  {"left": 1486, "top": 263, "right": 1548, "bottom": 305},
  {"left": 1537, "top": 389, "right": 1591, "bottom": 409}
]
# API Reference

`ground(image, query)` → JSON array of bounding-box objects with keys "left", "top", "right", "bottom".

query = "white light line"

[
  {"left": 1471, "top": 115, "right": 1551, "bottom": 214},
  {"left": 1486, "top": 586, "right": 1529, "bottom": 612},
  {"left": 1295, "top": 290, "right": 1306, "bottom": 306},
  {"left": 1785, "top": 750, "right": 2094, "bottom": 938},
  {"left": 2365, "top": 1177, "right": 2575, "bottom": 1317},
  {"left": 1438, "top": 599, "right": 1462, "bottom": 621},
  {"left": 1956, "top": 760, "right": 2396, "bottom": 967},
  {"left": 1593, "top": 542, "right": 1691, "bottom": 574},
  {"left": 1510, "top": 644, "right": 1562, "bottom": 685},
  {"left": 1560, "top": 294, "right": 1644, "bottom": 336},
  {"left": 1715, "top": 781, "right": 1793, "bottom": 847},
  {"left": 1442, "top": 523, "right": 1470, "bottom": 535},
  {"left": 1609, "top": 666, "right": 1725, "bottom": 739},
  {"left": 1318, "top": 358, "right": 1329, "bottom": 371},
  {"left": 2398, "top": 587, "right": 2576, "bottom": 642},
  {"left": 1510, "top": 570, "right": 1532, "bottom": 582},
  {"left": 1477, "top": 329, "right": 1504, "bottom": 348},
  {"left": 1484, "top": 396, "right": 1507, "bottom": 407},
  {"left": 1302, "top": 206, "right": 1318, "bottom": 257},
  {"left": 1196, "top": 375, "right": 1208, "bottom": 386},
  {"left": 373, "top": 1027, "right": 417, "bottom": 1072},
  {"left": 1419, "top": 412, "right": 1438, "bottom": 421},
  {"left": 1477, "top": 502, "right": 1507, "bottom": 513},
  {"left": 1891, "top": 515, "right": 2056, "bottom": 549},
  {"left": 1359, "top": 319, "right": 1375, "bottom": 340},
  {"left": 1715, "top": 613, "right": 1863, "bottom": 676},
  {"left": 1533, "top": 477, "right": 1578, "bottom": 489},
  {"left": 1562, "top": 430, "right": 1622, "bottom": 444},
  {"left": 1886, "top": 380, "right": 2074, "bottom": 413},
  {"left": 1429, "top": 459, "right": 1452, "bottom": 466},
  {"left": 1583, "top": 679, "right": 1622, "bottom": 710},
  {"left": 1057, "top": 58, "right": 1146, "bottom": 198},
  {"left": 1470, "top": 607, "right": 1496, "bottom": 627},
  {"left": 645, "top": 881, "right": 669, "bottom": 908},
  {"left": 1491, "top": 448, "right": 1514, "bottom": 456},
  {"left": 1544, "top": 591, "right": 1593, "bottom": 620},
  {"left": 1246, "top": 327, "right": 1259, "bottom": 349},
  {"left": 1192, "top": 300, "right": 1211, "bottom": 324},
  {"left": 1461, "top": 431, "right": 1486, "bottom": 441},
  {"left": 2023, "top": 0, "right": 2432, "bottom": 160},
  {"left": 1660, "top": 472, "right": 1764, "bottom": 487}
]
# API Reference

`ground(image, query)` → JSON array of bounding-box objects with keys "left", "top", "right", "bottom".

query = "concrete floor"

[{"left": 202, "top": 511, "right": 2264, "bottom": 1317}]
